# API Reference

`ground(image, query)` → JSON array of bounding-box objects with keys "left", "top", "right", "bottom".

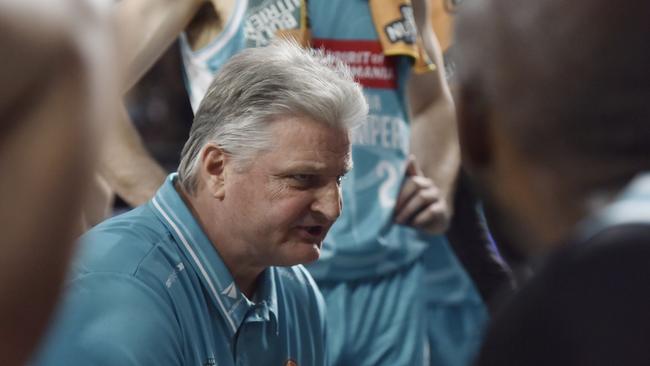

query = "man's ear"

[
  {"left": 456, "top": 82, "right": 492, "bottom": 170},
  {"left": 198, "top": 143, "right": 228, "bottom": 200}
]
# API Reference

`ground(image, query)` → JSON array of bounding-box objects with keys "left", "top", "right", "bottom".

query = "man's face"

[{"left": 221, "top": 115, "right": 351, "bottom": 267}]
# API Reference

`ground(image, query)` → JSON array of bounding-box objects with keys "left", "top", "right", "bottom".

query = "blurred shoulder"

[{"left": 477, "top": 223, "right": 650, "bottom": 366}]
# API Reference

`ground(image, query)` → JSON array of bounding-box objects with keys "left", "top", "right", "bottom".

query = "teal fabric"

[
  {"left": 34, "top": 174, "right": 327, "bottom": 366},
  {"left": 421, "top": 236, "right": 487, "bottom": 366},
  {"left": 425, "top": 301, "right": 487, "bottom": 366},
  {"left": 317, "top": 263, "right": 426, "bottom": 366}
]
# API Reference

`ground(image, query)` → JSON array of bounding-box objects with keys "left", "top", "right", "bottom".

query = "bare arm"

[
  {"left": 95, "top": 105, "right": 167, "bottom": 208},
  {"left": 90, "top": 0, "right": 209, "bottom": 212},
  {"left": 408, "top": 0, "right": 460, "bottom": 221},
  {"left": 394, "top": 0, "right": 459, "bottom": 234},
  {"left": 115, "top": 0, "right": 206, "bottom": 90}
]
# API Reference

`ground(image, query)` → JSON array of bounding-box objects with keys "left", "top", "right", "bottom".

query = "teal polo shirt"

[{"left": 34, "top": 174, "right": 327, "bottom": 366}]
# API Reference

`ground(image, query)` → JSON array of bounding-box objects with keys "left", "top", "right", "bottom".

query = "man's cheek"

[{"left": 279, "top": 197, "right": 313, "bottom": 223}]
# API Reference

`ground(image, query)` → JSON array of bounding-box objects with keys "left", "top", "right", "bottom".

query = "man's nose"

[{"left": 312, "top": 181, "right": 342, "bottom": 222}]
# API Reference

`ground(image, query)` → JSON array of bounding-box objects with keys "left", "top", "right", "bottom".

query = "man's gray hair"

[{"left": 178, "top": 39, "right": 368, "bottom": 193}]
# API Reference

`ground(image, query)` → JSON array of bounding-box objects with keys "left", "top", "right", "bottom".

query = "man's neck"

[{"left": 175, "top": 182, "right": 264, "bottom": 299}]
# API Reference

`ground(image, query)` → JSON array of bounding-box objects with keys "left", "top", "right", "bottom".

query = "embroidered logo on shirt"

[
  {"left": 165, "top": 262, "right": 186, "bottom": 288},
  {"left": 221, "top": 282, "right": 238, "bottom": 299},
  {"left": 203, "top": 357, "right": 217, "bottom": 366}
]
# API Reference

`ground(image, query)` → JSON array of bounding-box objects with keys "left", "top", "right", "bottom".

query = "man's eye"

[
  {"left": 336, "top": 175, "right": 345, "bottom": 185},
  {"left": 292, "top": 174, "right": 313, "bottom": 183}
]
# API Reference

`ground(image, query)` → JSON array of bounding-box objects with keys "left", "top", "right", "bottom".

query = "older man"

[
  {"left": 455, "top": 0, "right": 650, "bottom": 364},
  {"left": 34, "top": 41, "right": 367, "bottom": 366}
]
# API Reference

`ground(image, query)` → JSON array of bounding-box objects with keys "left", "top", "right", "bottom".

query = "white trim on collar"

[{"left": 152, "top": 196, "right": 238, "bottom": 333}]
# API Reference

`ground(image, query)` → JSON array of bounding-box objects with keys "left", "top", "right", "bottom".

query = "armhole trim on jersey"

[{"left": 180, "top": 0, "right": 249, "bottom": 62}]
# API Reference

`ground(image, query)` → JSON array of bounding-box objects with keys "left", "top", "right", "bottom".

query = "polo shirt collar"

[
  {"left": 254, "top": 266, "right": 280, "bottom": 326},
  {"left": 150, "top": 173, "right": 278, "bottom": 336}
]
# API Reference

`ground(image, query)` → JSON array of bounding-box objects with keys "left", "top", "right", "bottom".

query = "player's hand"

[{"left": 394, "top": 156, "right": 450, "bottom": 234}]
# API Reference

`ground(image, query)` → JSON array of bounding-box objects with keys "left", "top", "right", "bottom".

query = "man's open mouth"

[{"left": 296, "top": 225, "right": 327, "bottom": 242}]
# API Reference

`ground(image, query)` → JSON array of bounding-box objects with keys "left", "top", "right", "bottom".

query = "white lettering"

[
  {"left": 386, "top": 23, "right": 407, "bottom": 43},
  {"left": 245, "top": 0, "right": 301, "bottom": 46},
  {"left": 351, "top": 115, "right": 409, "bottom": 153},
  {"left": 348, "top": 65, "right": 394, "bottom": 80}
]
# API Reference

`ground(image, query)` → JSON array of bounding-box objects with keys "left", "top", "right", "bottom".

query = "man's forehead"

[
  {"left": 269, "top": 115, "right": 349, "bottom": 144},
  {"left": 273, "top": 149, "right": 353, "bottom": 172}
]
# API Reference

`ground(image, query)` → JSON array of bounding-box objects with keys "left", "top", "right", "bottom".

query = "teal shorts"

[
  {"left": 422, "top": 236, "right": 489, "bottom": 366},
  {"left": 318, "top": 235, "right": 488, "bottom": 366},
  {"left": 318, "top": 262, "right": 426, "bottom": 366},
  {"left": 425, "top": 300, "right": 487, "bottom": 366}
]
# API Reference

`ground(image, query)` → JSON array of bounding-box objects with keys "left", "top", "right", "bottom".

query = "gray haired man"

[{"left": 35, "top": 40, "right": 367, "bottom": 366}]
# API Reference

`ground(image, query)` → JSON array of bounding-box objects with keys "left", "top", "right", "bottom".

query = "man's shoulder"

[
  {"left": 545, "top": 223, "right": 650, "bottom": 283},
  {"left": 511, "top": 222, "right": 650, "bottom": 314},
  {"left": 76, "top": 204, "right": 178, "bottom": 279},
  {"left": 273, "top": 265, "right": 325, "bottom": 305},
  {"left": 272, "top": 265, "right": 327, "bottom": 330},
  {"left": 35, "top": 206, "right": 190, "bottom": 365},
  {"left": 577, "top": 222, "right": 650, "bottom": 255},
  {"left": 274, "top": 264, "right": 319, "bottom": 287}
]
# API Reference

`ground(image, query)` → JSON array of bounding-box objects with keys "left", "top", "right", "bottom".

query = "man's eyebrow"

[
  {"left": 284, "top": 162, "right": 327, "bottom": 171},
  {"left": 284, "top": 158, "right": 353, "bottom": 175}
]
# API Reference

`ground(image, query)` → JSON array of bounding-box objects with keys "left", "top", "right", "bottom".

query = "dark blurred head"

[{"left": 455, "top": 0, "right": 650, "bottom": 257}]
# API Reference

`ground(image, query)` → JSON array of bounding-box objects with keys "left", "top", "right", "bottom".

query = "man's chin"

[
  {"left": 298, "top": 242, "right": 321, "bottom": 263},
  {"left": 276, "top": 241, "right": 321, "bottom": 267}
]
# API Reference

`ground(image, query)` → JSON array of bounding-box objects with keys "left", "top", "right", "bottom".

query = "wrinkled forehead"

[{"left": 265, "top": 116, "right": 352, "bottom": 167}]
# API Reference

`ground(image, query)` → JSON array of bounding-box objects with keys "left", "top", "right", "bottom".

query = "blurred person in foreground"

[
  {"left": 34, "top": 40, "right": 367, "bottom": 366},
  {"left": 0, "top": 0, "right": 116, "bottom": 365},
  {"left": 455, "top": 0, "right": 650, "bottom": 364}
]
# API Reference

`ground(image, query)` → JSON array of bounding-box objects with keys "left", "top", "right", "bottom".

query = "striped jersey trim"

[{"left": 181, "top": 0, "right": 248, "bottom": 62}]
